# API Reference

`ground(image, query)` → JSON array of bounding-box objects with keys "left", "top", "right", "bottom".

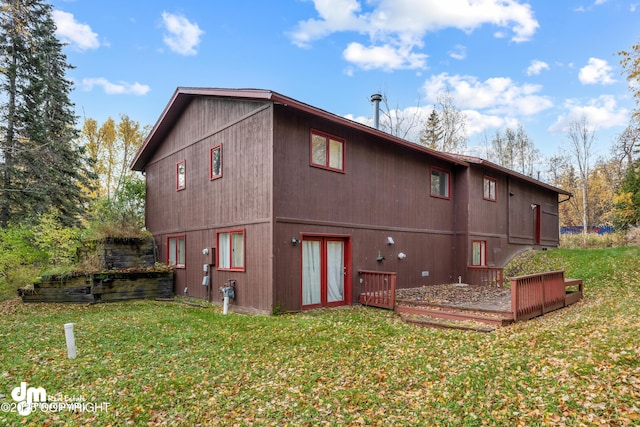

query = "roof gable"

[{"left": 130, "top": 87, "right": 467, "bottom": 171}]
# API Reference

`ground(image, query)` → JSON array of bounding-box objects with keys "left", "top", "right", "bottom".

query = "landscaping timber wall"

[
  {"left": 78, "top": 237, "right": 156, "bottom": 270},
  {"left": 19, "top": 271, "right": 173, "bottom": 303},
  {"left": 19, "top": 237, "right": 174, "bottom": 303}
]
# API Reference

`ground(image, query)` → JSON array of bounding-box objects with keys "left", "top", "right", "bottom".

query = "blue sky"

[{"left": 50, "top": 0, "right": 638, "bottom": 160}]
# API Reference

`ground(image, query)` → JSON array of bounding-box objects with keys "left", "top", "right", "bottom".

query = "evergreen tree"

[
  {"left": 0, "top": 0, "right": 93, "bottom": 227},
  {"left": 419, "top": 109, "right": 443, "bottom": 149}
]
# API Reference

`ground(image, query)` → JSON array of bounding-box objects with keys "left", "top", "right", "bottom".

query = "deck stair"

[{"left": 395, "top": 300, "right": 514, "bottom": 332}]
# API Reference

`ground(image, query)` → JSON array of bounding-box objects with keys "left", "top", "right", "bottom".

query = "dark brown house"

[{"left": 131, "top": 88, "right": 569, "bottom": 314}]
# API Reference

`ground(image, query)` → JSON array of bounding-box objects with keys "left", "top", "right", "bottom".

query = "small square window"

[
  {"left": 168, "top": 235, "right": 185, "bottom": 268},
  {"left": 210, "top": 145, "right": 222, "bottom": 180},
  {"left": 176, "top": 160, "right": 186, "bottom": 190},
  {"left": 472, "top": 240, "right": 486, "bottom": 266},
  {"left": 310, "top": 130, "right": 345, "bottom": 172},
  {"left": 431, "top": 167, "right": 450, "bottom": 199},
  {"left": 483, "top": 176, "right": 497, "bottom": 201},
  {"left": 217, "top": 229, "right": 245, "bottom": 271}
]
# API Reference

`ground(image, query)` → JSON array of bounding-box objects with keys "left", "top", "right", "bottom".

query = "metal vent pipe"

[{"left": 371, "top": 93, "right": 382, "bottom": 129}]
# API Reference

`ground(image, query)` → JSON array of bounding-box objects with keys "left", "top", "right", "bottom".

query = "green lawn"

[{"left": 1, "top": 247, "right": 639, "bottom": 426}]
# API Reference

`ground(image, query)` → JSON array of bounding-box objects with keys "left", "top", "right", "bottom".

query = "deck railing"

[
  {"left": 467, "top": 266, "right": 504, "bottom": 287},
  {"left": 358, "top": 270, "right": 396, "bottom": 310},
  {"left": 510, "top": 270, "right": 566, "bottom": 321}
]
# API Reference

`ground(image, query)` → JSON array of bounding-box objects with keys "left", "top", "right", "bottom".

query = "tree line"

[{"left": 0, "top": 0, "right": 146, "bottom": 287}]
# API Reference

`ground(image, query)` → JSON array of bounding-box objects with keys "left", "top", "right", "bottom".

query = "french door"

[{"left": 301, "top": 237, "right": 349, "bottom": 309}]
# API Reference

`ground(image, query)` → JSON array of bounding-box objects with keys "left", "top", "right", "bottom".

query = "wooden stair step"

[
  {"left": 395, "top": 303, "right": 514, "bottom": 327},
  {"left": 399, "top": 312, "right": 498, "bottom": 332}
]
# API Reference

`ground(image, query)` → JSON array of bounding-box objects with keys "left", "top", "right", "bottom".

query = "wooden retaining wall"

[{"left": 19, "top": 271, "right": 173, "bottom": 303}]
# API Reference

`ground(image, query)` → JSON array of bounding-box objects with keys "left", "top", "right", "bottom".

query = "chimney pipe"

[{"left": 371, "top": 93, "right": 382, "bottom": 129}]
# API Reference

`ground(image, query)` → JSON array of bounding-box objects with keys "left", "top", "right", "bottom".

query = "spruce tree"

[
  {"left": 419, "top": 109, "right": 443, "bottom": 149},
  {"left": 0, "top": 0, "right": 93, "bottom": 227}
]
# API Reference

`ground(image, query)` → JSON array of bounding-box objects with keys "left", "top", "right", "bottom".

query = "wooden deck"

[{"left": 360, "top": 270, "right": 583, "bottom": 331}]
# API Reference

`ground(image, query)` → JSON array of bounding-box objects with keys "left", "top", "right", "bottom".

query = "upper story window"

[
  {"left": 168, "top": 235, "right": 186, "bottom": 268},
  {"left": 210, "top": 145, "right": 222, "bottom": 180},
  {"left": 217, "top": 229, "right": 245, "bottom": 271},
  {"left": 176, "top": 160, "right": 186, "bottom": 190},
  {"left": 431, "top": 167, "right": 450, "bottom": 199},
  {"left": 310, "top": 130, "right": 345, "bottom": 172},
  {"left": 472, "top": 240, "right": 486, "bottom": 266},
  {"left": 483, "top": 176, "right": 497, "bottom": 201}
]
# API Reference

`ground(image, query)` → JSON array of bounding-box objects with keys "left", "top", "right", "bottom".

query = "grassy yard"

[{"left": 1, "top": 247, "right": 639, "bottom": 426}]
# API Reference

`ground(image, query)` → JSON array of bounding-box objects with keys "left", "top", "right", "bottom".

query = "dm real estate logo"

[{"left": 11, "top": 382, "right": 47, "bottom": 416}]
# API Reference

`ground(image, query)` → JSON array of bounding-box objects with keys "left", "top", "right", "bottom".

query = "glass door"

[{"left": 301, "top": 237, "right": 348, "bottom": 308}]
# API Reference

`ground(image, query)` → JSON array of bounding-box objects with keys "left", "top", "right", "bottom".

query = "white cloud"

[
  {"left": 161, "top": 12, "right": 204, "bottom": 56},
  {"left": 53, "top": 10, "right": 100, "bottom": 51},
  {"left": 526, "top": 60, "right": 549, "bottom": 76},
  {"left": 579, "top": 57, "right": 615, "bottom": 85},
  {"left": 422, "top": 73, "right": 553, "bottom": 116},
  {"left": 343, "top": 42, "right": 427, "bottom": 70},
  {"left": 81, "top": 78, "right": 150, "bottom": 96},
  {"left": 548, "top": 95, "right": 628, "bottom": 133},
  {"left": 290, "top": 0, "right": 539, "bottom": 71},
  {"left": 449, "top": 44, "right": 466, "bottom": 60}
]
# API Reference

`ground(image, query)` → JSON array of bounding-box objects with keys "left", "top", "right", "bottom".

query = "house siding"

[
  {"left": 134, "top": 88, "right": 568, "bottom": 314},
  {"left": 143, "top": 97, "right": 274, "bottom": 313},
  {"left": 271, "top": 106, "right": 459, "bottom": 311}
]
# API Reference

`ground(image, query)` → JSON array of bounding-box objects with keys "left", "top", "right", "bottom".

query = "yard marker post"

[{"left": 64, "top": 323, "right": 77, "bottom": 359}]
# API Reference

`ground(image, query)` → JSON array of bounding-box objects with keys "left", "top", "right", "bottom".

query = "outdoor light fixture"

[
  {"left": 291, "top": 237, "right": 300, "bottom": 246},
  {"left": 387, "top": 236, "right": 395, "bottom": 245}
]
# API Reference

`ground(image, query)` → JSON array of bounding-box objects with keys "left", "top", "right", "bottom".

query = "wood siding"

[
  {"left": 464, "top": 165, "right": 560, "bottom": 273},
  {"left": 137, "top": 90, "right": 566, "bottom": 313},
  {"left": 143, "top": 97, "right": 274, "bottom": 313},
  {"left": 271, "top": 106, "right": 459, "bottom": 311}
]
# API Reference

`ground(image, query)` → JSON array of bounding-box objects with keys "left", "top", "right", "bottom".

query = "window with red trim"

[
  {"left": 483, "top": 176, "right": 497, "bottom": 201},
  {"left": 310, "top": 130, "right": 345, "bottom": 172},
  {"left": 217, "top": 229, "right": 245, "bottom": 271},
  {"left": 176, "top": 160, "right": 186, "bottom": 190},
  {"left": 472, "top": 240, "right": 486, "bottom": 266},
  {"left": 431, "top": 167, "right": 450, "bottom": 199},
  {"left": 210, "top": 145, "right": 222, "bottom": 180},
  {"left": 168, "top": 235, "right": 185, "bottom": 268}
]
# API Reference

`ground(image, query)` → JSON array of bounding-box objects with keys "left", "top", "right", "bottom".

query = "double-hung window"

[
  {"left": 217, "top": 229, "right": 245, "bottom": 271},
  {"left": 472, "top": 240, "right": 487, "bottom": 266},
  {"left": 483, "top": 176, "right": 497, "bottom": 201},
  {"left": 310, "top": 130, "right": 345, "bottom": 172},
  {"left": 168, "top": 235, "right": 186, "bottom": 268},
  {"left": 431, "top": 167, "right": 450, "bottom": 199}
]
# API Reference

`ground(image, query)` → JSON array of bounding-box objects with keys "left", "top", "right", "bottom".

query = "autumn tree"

[
  {"left": 489, "top": 124, "right": 539, "bottom": 176},
  {"left": 619, "top": 39, "right": 640, "bottom": 118},
  {"left": 0, "top": 0, "right": 93, "bottom": 227},
  {"left": 612, "top": 114, "right": 639, "bottom": 170},
  {"left": 82, "top": 115, "right": 146, "bottom": 200}
]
